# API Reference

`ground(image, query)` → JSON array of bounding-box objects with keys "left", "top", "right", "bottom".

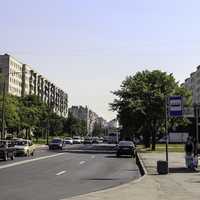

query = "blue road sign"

[{"left": 169, "top": 96, "right": 183, "bottom": 117}]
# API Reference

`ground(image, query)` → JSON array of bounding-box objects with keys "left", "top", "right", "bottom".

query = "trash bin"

[{"left": 157, "top": 160, "right": 168, "bottom": 174}]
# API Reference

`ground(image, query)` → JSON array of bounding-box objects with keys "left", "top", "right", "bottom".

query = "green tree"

[{"left": 110, "top": 70, "right": 191, "bottom": 150}]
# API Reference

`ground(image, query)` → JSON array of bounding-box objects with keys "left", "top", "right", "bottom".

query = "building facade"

[
  {"left": 69, "top": 105, "right": 107, "bottom": 135},
  {"left": 0, "top": 54, "right": 68, "bottom": 117}
]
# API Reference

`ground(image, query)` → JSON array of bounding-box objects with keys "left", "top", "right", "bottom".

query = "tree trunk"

[{"left": 151, "top": 132, "right": 156, "bottom": 151}]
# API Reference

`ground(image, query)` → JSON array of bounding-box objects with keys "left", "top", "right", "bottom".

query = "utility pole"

[{"left": 165, "top": 96, "right": 168, "bottom": 163}]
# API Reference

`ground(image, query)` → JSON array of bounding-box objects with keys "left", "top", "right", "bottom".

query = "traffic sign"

[{"left": 169, "top": 96, "right": 183, "bottom": 117}]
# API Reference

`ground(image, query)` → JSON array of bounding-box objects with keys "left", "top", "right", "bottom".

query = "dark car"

[
  {"left": 83, "top": 137, "right": 93, "bottom": 144},
  {"left": 0, "top": 140, "right": 15, "bottom": 161},
  {"left": 116, "top": 141, "right": 136, "bottom": 158},
  {"left": 49, "top": 138, "right": 64, "bottom": 150}
]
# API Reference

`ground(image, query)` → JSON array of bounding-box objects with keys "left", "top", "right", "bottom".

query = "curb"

[{"left": 136, "top": 152, "right": 147, "bottom": 176}]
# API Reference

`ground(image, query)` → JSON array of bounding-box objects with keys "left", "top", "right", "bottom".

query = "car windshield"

[
  {"left": 73, "top": 137, "right": 80, "bottom": 139},
  {"left": 51, "top": 139, "right": 62, "bottom": 143},
  {"left": 119, "top": 141, "right": 134, "bottom": 146},
  {"left": 64, "top": 137, "right": 72, "bottom": 140},
  {"left": 15, "top": 140, "right": 28, "bottom": 146}
]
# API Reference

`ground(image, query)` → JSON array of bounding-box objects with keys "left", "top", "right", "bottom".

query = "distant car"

[
  {"left": 92, "top": 137, "right": 100, "bottom": 144},
  {"left": 0, "top": 140, "right": 15, "bottom": 161},
  {"left": 83, "top": 137, "right": 93, "bottom": 144},
  {"left": 64, "top": 137, "right": 73, "bottom": 145},
  {"left": 116, "top": 141, "right": 136, "bottom": 158},
  {"left": 49, "top": 138, "right": 64, "bottom": 150},
  {"left": 73, "top": 136, "right": 82, "bottom": 144},
  {"left": 15, "top": 139, "right": 35, "bottom": 156}
]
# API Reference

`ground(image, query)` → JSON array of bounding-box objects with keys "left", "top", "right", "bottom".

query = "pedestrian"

[{"left": 185, "top": 136, "right": 194, "bottom": 168}]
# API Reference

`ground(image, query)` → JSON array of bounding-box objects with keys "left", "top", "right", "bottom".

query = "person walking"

[{"left": 185, "top": 136, "right": 194, "bottom": 168}]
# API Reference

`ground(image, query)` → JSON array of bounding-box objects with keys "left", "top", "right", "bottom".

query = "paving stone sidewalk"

[{"left": 64, "top": 152, "right": 200, "bottom": 200}]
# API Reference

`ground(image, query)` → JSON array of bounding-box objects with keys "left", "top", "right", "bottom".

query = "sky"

[{"left": 0, "top": 0, "right": 200, "bottom": 121}]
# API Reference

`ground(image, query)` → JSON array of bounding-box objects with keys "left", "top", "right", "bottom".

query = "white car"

[
  {"left": 64, "top": 137, "right": 73, "bottom": 145},
  {"left": 73, "top": 136, "right": 82, "bottom": 144}
]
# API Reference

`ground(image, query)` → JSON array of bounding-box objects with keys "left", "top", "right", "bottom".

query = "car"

[
  {"left": 92, "top": 137, "right": 100, "bottom": 144},
  {"left": 0, "top": 140, "right": 15, "bottom": 161},
  {"left": 73, "top": 136, "right": 82, "bottom": 144},
  {"left": 116, "top": 141, "right": 136, "bottom": 158},
  {"left": 49, "top": 138, "right": 64, "bottom": 150},
  {"left": 63, "top": 137, "right": 73, "bottom": 145},
  {"left": 15, "top": 139, "right": 35, "bottom": 156},
  {"left": 83, "top": 137, "right": 93, "bottom": 144}
]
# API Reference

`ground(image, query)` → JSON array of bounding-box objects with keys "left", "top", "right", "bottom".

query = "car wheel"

[
  {"left": 26, "top": 150, "right": 30, "bottom": 157},
  {"left": 31, "top": 150, "right": 34, "bottom": 156},
  {"left": 116, "top": 153, "right": 120, "bottom": 157},
  {"left": 11, "top": 152, "right": 15, "bottom": 160},
  {"left": 4, "top": 153, "right": 8, "bottom": 161}
]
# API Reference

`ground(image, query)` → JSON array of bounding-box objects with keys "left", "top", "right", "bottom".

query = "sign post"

[{"left": 167, "top": 96, "right": 183, "bottom": 162}]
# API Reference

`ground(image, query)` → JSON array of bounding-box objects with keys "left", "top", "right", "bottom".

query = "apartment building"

[
  {"left": 0, "top": 53, "right": 68, "bottom": 117},
  {"left": 183, "top": 66, "right": 200, "bottom": 105},
  {"left": 69, "top": 105, "right": 107, "bottom": 134}
]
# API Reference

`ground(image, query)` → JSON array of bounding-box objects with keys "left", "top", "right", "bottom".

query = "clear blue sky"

[{"left": 0, "top": 0, "right": 200, "bottom": 121}]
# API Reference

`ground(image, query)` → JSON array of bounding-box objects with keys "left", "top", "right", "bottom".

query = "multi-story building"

[
  {"left": 69, "top": 105, "right": 107, "bottom": 135},
  {"left": 182, "top": 66, "right": 200, "bottom": 117},
  {"left": 0, "top": 53, "right": 68, "bottom": 117}
]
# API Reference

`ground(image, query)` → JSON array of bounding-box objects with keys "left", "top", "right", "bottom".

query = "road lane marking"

[
  {"left": 56, "top": 170, "right": 66, "bottom": 176},
  {"left": 80, "top": 161, "right": 86, "bottom": 165},
  {"left": 0, "top": 153, "right": 64, "bottom": 170}
]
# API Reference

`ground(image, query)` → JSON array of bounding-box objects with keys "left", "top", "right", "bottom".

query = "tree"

[{"left": 110, "top": 70, "right": 191, "bottom": 150}]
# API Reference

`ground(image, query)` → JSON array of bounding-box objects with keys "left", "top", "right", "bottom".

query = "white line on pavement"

[
  {"left": 80, "top": 161, "right": 86, "bottom": 165},
  {"left": 56, "top": 170, "right": 66, "bottom": 176},
  {"left": 0, "top": 153, "right": 64, "bottom": 170}
]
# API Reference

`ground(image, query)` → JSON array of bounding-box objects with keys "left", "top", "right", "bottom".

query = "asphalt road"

[{"left": 0, "top": 144, "right": 140, "bottom": 200}]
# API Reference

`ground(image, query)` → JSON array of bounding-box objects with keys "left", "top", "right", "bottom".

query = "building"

[
  {"left": 69, "top": 105, "right": 107, "bottom": 135},
  {"left": 0, "top": 53, "right": 68, "bottom": 117}
]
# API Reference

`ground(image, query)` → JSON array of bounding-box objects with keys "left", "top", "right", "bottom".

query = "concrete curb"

[{"left": 136, "top": 152, "right": 148, "bottom": 175}]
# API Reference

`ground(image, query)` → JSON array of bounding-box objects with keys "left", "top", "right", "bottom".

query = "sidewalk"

[{"left": 64, "top": 152, "right": 200, "bottom": 200}]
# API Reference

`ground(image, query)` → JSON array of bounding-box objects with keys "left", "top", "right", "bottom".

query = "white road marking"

[
  {"left": 80, "top": 161, "right": 86, "bottom": 165},
  {"left": 0, "top": 153, "right": 64, "bottom": 170},
  {"left": 56, "top": 170, "right": 66, "bottom": 176}
]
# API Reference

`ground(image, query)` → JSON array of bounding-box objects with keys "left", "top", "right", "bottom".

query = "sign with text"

[{"left": 169, "top": 96, "right": 183, "bottom": 117}]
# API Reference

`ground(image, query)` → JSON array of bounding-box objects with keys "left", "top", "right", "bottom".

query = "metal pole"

[
  {"left": 1, "top": 79, "right": 6, "bottom": 140},
  {"left": 165, "top": 96, "right": 168, "bottom": 163}
]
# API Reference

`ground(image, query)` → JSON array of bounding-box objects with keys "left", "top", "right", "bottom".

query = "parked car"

[
  {"left": 0, "top": 140, "right": 15, "bottom": 161},
  {"left": 49, "top": 138, "right": 64, "bottom": 150},
  {"left": 92, "top": 137, "right": 100, "bottom": 144},
  {"left": 83, "top": 137, "right": 93, "bottom": 144},
  {"left": 15, "top": 139, "right": 35, "bottom": 156},
  {"left": 73, "top": 136, "right": 82, "bottom": 144},
  {"left": 63, "top": 137, "right": 73, "bottom": 145},
  {"left": 116, "top": 141, "right": 136, "bottom": 158}
]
